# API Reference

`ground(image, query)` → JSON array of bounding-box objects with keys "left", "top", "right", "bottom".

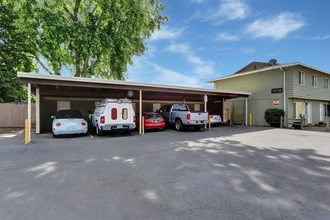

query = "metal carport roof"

[{"left": 18, "top": 72, "right": 250, "bottom": 102}]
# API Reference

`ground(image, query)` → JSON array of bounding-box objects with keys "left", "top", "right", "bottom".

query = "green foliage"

[
  {"left": 12, "top": 0, "right": 168, "bottom": 79},
  {"left": 264, "top": 108, "right": 285, "bottom": 127},
  {"left": 0, "top": 3, "right": 34, "bottom": 102}
]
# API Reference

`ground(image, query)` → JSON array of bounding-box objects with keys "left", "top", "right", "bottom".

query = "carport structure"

[{"left": 18, "top": 72, "right": 250, "bottom": 140}]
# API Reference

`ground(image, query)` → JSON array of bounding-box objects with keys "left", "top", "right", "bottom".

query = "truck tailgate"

[{"left": 190, "top": 112, "right": 208, "bottom": 121}]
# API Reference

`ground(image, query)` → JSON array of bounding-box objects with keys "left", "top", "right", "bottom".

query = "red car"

[{"left": 136, "top": 112, "right": 166, "bottom": 131}]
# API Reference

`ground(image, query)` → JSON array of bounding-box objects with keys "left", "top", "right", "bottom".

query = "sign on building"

[
  {"left": 271, "top": 88, "right": 283, "bottom": 93},
  {"left": 273, "top": 99, "right": 279, "bottom": 107}
]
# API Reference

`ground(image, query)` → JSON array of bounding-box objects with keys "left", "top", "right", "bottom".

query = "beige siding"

[
  {"left": 0, "top": 103, "right": 36, "bottom": 127},
  {"left": 215, "top": 70, "right": 285, "bottom": 126},
  {"left": 215, "top": 69, "right": 284, "bottom": 100},
  {"left": 291, "top": 67, "right": 330, "bottom": 101},
  {"left": 214, "top": 65, "right": 330, "bottom": 125}
]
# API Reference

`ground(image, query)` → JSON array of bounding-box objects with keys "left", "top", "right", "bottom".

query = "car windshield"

[
  {"left": 172, "top": 105, "right": 189, "bottom": 111},
  {"left": 146, "top": 114, "right": 162, "bottom": 120},
  {"left": 56, "top": 110, "right": 83, "bottom": 119}
]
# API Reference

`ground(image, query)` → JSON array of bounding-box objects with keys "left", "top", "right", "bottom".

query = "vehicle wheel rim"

[{"left": 175, "top": 122, "right": 180, "bottom": 130}]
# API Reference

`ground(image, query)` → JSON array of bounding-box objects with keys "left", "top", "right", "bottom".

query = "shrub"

[{"left": 264, "top": 108, "right": 285, "bottom": 127}]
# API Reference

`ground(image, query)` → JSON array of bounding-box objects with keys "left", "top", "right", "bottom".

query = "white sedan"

[
  {"left": 208, "top": 112, "right": 223, "bottom": 125},
  {"left": 51, "top": 110, "right": 88, "bottom": 138}
]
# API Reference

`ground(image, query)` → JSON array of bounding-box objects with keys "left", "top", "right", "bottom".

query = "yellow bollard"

[
  {"left": 208, "top": 117, "right": 211, "bottom": 130},
  {"left": 249, "top": 113, "right": 252, "bottom": 126},
  {"left": 142, "top": 116, "right": 145, "bottom": 135},
  {"left": 25, "top": 119, "right": 29, "bottom": 144}
]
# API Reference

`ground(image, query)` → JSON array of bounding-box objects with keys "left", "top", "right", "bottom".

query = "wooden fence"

[
  {"left": 280, "top": 116, "right": 304, "bottom": 129},
  {"left": 0, "top": 103, "right": 36, "bottom": 127}
]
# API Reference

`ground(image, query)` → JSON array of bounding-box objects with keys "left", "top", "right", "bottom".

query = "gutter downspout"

[{"left": 279, "top": 66, "right": 287, "bottom": 116}]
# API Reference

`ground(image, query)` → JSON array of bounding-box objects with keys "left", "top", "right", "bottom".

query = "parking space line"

[{"left": 89, "top": 134, "right": 94, "bottom": 139}]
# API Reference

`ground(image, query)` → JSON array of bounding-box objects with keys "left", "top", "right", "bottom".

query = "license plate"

[
  {"left": 154, "top": 120, "right": 158, "bottom": 123},
  {"left": 68, "top": 126, "right": 76, "bottom": 130},
  {"left": 117, "top": 125, "right": 123, "bottom": 128}
]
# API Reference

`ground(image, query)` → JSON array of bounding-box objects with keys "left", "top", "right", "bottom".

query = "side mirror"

[
  {"left": 51, "top": 115, "right": 56, "bottom": 119},
  {"left": 159, "top": 110, "right": 163, "bottom": 113}
]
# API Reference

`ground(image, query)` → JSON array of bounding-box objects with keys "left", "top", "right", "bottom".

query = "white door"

[
  {"left": 320, "top": 104, "right": 325, "bottom": 122},
  {"left": 305, "top": 103, "right": 312, "bottom": 124}
]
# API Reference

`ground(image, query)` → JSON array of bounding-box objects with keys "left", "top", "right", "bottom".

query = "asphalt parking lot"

[{"left": 0, "top": 126, "right": 330, "bottom": 220}]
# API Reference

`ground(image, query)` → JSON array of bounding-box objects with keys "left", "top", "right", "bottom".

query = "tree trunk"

[
  {"left": 75, "top": 51, "right": 81, "bottom": 77},
  {"left": 82, "top": 54, "right": 89, "bottom": 76}
]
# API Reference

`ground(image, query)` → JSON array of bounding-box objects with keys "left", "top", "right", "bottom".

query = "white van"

[{"left": 91, "top": 99, "right": 136, "bottom": 135}]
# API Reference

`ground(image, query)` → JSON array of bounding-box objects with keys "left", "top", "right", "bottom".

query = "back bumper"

[{"left": 100, "top": 124, "right": 136, "bottom": 131}]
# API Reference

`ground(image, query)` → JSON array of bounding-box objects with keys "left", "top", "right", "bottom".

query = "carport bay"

[{"left": 17, "top": 72, "right": 250, "bottom": 140}]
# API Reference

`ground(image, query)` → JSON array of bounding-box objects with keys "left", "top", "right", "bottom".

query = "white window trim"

[
  {"left": 298, "top": 71, "right": 305, "bottom": 85},
  {"left": 312, "top": 74, "right": 318, "bottom": 88},
  {"left": 324, "top": 78, "right": 329, "bottom": 90}
]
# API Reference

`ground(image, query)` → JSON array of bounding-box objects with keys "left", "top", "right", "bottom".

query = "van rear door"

[{"left": 105, "top": 102, "right": 134, "bottom": 125}]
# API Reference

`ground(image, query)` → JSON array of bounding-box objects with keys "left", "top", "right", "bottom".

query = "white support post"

[
  {"left": 245, "top": 97, "right": 248, "bottom": 126},
  {"left": 204, "top": 94, "right": 207, "bottom": 112},
  {"left": 283, "top": 69, "right": 286, "bottom": 116},
  {"left": 222, "top": 98, "right": 225, "bottom": 122},
  {"left": 204, "top": 95, "right": 208, "bottom": 129},
  {"left": 28, "top": 83, "right": 31, "bottom": 142},
  {"left": 36, "top": 88, "right": 40, "bottom": 134},
  {"left": 139, "top": 90, "right": 142, "bottom": 135},
  {"left": 280, "top": 66, "right": 287, "bottom": 117}
]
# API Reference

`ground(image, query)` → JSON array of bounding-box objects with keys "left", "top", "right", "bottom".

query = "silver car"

[
  {"left": 208, "top": 112, "right": 223, "bottom": 125},
  {"left": 51, "top": 110, "right": 88, "bottom": 138}
]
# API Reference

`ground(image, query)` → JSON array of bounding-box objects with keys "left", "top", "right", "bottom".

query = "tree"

[
  {"left": 0, "top": 3, "right": 34, "bottom": 102},
  {"left": 13, "top": 0, "right": 167, "bottom": 79},
  {"left": 264, "top": 108, "right": 285, "bottom": 127}
]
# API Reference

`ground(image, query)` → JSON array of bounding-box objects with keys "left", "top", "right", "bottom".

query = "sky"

[{"left": 126, "top": 0, "right": 330, "bottom": 88}]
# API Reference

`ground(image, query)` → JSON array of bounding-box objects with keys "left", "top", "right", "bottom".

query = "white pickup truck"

[
  {"left": 158, "top": 104, "right": 208, "bottom": 131},
  {"left": 91, "top": 99, "right": 136, "bottom": 135}
]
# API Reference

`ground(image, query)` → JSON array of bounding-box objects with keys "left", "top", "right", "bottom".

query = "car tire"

[
  {"left": 52, "top": 133, "right": 58, "bottom": 138},
  {"left": 125, "top": 129, "right": 131, "bottom": 134},
  {"left": 175, "top": 120, "right": 183, "bottom": 131},
  {"left": 96, "top": 125, "right": 103, "bottom": 136},
  {"left": 159, "top": 127, "right": 165, "bottom": 131}
]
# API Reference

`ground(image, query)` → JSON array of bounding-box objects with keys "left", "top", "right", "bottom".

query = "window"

[
  {"left": 153, "top": 103, "right": 161, "bottom": 112},
  {"left": 57, "top": 101, "right": 70, "bottom": 111},
  {"left": 146, "top": 113, "right": 162, "bottom": 120},
  {"left": 159, "top": 105, "right": 166, "bottom": 113},
  {"left": 172, "top": 105, "right": 189, "bottom": 111},
  {"left": 122, "top": 108, "right": 128, "bottom": 120},
  {"left": 94, "top": 106, "right": 105, "bottom": 114},
  {"left": 194, "top": 104, "right": 200, "bottom": 111},
  {"left": 111, "top": 108, "right": 117, "bottom": 120},
  {"left": 324, "top": 78, "right": 329, "bottom": 89},
  {"left": 312, "top": 75, "right": 318, "bottom": 88},
  {"left": 298, "top": 71, "right": 305, "bottom": 85}
]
